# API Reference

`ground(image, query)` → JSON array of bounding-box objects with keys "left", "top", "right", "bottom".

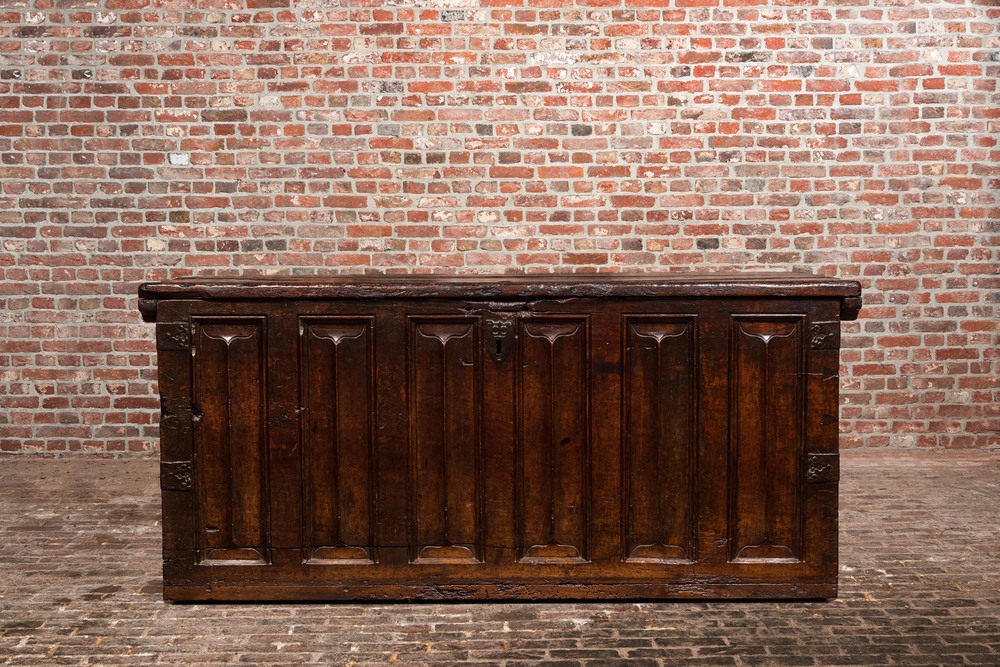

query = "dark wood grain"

[
  {"left": 138, "top": 273, "right": 863, "bottom": 322},
  {"left": 623, "top": 316, "right": 697, "bottom": 563},
  {"left": 300, "top": 317, "right": 375, "bottom": 564},
  {"left": 192, "top": 318, "right": 268, "bottom": 565},
  {"left": 517, "top": 316, "right": 590, "bottom": 564},
  {"left": 730, "top": 316, "right": 804, "bottom": 563},
  {"left": 143, "top": 272, "right": 861, "bottom": 601},
  {"left": 408, "top": 316, "right": 483, "bottom": 564}
]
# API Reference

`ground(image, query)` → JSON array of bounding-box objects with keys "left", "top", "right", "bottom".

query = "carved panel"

[
  {"left": 622, "top": 316, "right": 697, "bottom": 563},
  {"left": 517, "top": 317, "right": 590, "bottom": 563},
  {"left": 408, "top": 317, "right": 483, "bottom": 563},
  {"left": 300, "top": 318, "right": 376, "bottom": 564},
  {"left": 192, "top": 318, "right": 268, "bottom": 564},
  {"left": 729, "top": 317, "right": 805, "bottom": 563}
]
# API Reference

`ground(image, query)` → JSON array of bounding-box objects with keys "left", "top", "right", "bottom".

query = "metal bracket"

[
  {"left": 809, "top": 321, "right": 840, "bottom": 350},
  {"left": 806, "top": 453, "right": 839, "bottom": 484},
  {"left": 161, "top": 461, "right": 193, "bottom": 491},
  {"left": 157, "top": 322, "right": 191, "bottom": 351}
]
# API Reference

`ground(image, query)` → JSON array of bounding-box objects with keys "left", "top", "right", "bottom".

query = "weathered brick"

[{"left": 0, "top": 0, "right": 996, "bottom": 452}]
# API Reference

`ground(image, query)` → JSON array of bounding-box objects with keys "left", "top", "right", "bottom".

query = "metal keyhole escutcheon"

[{"left": 487, "top": 315, "right": 515, "bottom": 363}]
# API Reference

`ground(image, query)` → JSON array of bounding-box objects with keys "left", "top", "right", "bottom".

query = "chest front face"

[{"left": 148, "top": 277, "right": 854, "bottom": 601}]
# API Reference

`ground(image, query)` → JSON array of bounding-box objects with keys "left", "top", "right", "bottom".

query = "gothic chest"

[{"left": 139, "top": 272, "right": 862, "bottom": 600}]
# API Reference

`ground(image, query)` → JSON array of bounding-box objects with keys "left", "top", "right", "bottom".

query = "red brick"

[{"left": 0, "top": 0, "right": 994, "bottom": 453}]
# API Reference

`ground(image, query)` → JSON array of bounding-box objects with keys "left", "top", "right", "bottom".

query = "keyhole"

[{"left": 495, "top": 339, "right": 503, "bottom": 356}]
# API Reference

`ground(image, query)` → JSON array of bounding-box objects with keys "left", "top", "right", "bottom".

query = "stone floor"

[{"left": 0, "top": 452, "right": 998, "bottom": 666}]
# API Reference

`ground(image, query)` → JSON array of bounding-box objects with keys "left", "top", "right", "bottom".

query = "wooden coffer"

[{"left": 139, "top": 273, "right": 862, "bottom": 601}]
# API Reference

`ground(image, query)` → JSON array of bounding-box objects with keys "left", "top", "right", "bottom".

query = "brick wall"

[{"left": 0, "top": 0, "right": 997, "bottom": 453}]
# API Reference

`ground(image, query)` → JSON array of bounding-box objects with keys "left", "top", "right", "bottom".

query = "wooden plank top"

[{"left": 138, "top": 272, "right": 863, "bottom": 322}]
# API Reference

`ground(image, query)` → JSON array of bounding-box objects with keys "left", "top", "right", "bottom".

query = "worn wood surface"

[{"left": 141, "top": 273, "right": 861, "bottom": 601}]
